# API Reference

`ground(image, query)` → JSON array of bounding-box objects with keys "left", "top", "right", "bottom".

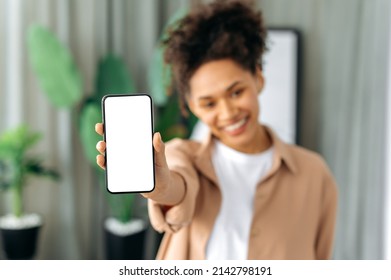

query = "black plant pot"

[
  {"left": 1, "top": 226, "right": 41, "bottom": 260},
  {"left": 104, "top": 227, "right": 147, "bottom": 260}
]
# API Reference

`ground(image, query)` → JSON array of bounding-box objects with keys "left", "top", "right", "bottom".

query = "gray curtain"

[{"left": 259, "top": 0, "right": 390, "bottom": 259}]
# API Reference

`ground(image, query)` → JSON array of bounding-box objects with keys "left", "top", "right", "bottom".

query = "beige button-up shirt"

[{"left": 148, "top": 126, "right": 338, "bottom": 260}]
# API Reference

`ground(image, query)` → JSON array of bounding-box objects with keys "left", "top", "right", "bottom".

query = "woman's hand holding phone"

[{"left": 95, "top": 123, "right": 185, "bottom": 206}]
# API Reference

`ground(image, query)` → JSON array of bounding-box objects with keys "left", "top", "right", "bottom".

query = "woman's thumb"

[{"left": 153, "top": 132, "right": 166, "bottom": 167}]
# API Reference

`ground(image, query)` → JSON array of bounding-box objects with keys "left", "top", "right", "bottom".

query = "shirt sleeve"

[
  {"left": 315, "top": 167, "right": 338, "bottom": 259},
  {"left": 148, "top": 139, "right": 200, "bottom": 234}
]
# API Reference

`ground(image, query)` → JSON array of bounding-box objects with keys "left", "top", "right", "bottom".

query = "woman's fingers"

[
  {"left": 95, "top": 123, "right": 106, "bottom": 170},
  {"left": 95, "top": 123, "right": 104, "bottom": 136},
  {"left": 96, "top": 141, "right": 106, "bottom": 154},
  {"left": 96, "top": 154, "right": 106, "bottom": 169}
]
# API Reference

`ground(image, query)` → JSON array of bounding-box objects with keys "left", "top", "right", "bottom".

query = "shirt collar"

[
  {"left": 193, "top": 125, "right": 298, "bottom": 183},
  {"left": 263, "top": 126, "right": 298, "bottom": 174}
]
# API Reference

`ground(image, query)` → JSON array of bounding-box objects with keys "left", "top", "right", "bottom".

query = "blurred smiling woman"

[{"left": 96, "top": 0, "right": 338, "bottom": 260}]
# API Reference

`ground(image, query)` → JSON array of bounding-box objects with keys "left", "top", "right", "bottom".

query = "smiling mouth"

[{"left": 223, "top": 117, "right": 248, "bottom": 133}]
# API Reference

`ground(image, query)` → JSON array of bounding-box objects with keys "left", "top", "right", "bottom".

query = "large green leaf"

[
  {"left": 148, "top": 8, "right": 188, "bottom": 106},
  {"left": 154, "top": 91, "right": 200, "bottom": 142},
  {"left": 24, "top": 157, "right": 60, "bottom": 181},
  {"left": 187, "top": 111, "right": 200, "bottom": 137},
  {"left": 95, "top": 53, "right": 135, "bottom": 100},
  {"left": 79, "top": 101, "right": 102, "bottom": 167},
  {"left": 155, "top": 94, "right": 184, "bottom": 141},
  {"left": 27, "top": 24, "right": 82, "bottom": 108},
  {"left": 148, "top": 45, "right": 172, "bottom": 106},
  {"left": 155, "top": 93, "right": 198, "bottom": 141}
]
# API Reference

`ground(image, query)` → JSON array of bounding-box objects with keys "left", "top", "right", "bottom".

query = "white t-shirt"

[{"left": 205, "top": 140, "right": 274, "bottom": 260}]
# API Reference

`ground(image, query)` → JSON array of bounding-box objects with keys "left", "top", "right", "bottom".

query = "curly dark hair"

[{"left": 163, "top": 0, "right": 267, "bottom": 115}]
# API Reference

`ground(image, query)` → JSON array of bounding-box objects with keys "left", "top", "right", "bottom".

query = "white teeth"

[{"left": 224, "top": 118, "right": 247, "bottom": 131}]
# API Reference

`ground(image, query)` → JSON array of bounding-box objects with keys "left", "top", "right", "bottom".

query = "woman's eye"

[
  {"left": 231, "top": 89, "right": 243, "bottom": 97},
  {"left": 201, "top": 101, "right": 215, "bottom": 108},
  {"left": 204, "top": 102, "right": 215, "bottom": 108}
]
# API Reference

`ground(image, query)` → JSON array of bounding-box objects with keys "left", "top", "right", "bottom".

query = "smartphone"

[{"left": 102, "top": 94, "right": 155, "bottom": 193}]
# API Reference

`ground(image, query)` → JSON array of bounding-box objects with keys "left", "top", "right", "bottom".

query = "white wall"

[{"left": 259, "top": 29, "right": 298, "bottom": 144}]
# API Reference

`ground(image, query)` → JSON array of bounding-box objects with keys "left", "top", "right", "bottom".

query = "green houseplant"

[
  {"left": 0, "top": 125, "right": 59, "bottom": 259},
  {"left": 27, "top": 25, "right": 146, "bottom": 259}
]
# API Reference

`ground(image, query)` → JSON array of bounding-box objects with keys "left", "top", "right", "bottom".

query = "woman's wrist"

[{"left": 142, "top": 170, "right": 185, "bottom": 206}]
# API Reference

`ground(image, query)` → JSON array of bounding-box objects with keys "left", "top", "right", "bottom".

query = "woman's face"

[{"left": 188, "top": 59, "right": 265, "bottom": 153}]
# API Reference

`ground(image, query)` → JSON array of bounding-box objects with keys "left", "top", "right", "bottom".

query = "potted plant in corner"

[
  {"left": 0, "top": 125, "right": 59, "bottom": 259},
  {"left": 26, "top": 24, "right": 148, "bottom": 259}
]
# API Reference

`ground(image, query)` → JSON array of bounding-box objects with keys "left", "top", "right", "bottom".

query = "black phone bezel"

[{"left": 101, "top": 93, "right": 156, "bottom": 194}]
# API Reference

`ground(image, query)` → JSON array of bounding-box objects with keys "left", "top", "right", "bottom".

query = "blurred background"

[{"left": 0, "top": 0, "right": 390, "bottom": 260}]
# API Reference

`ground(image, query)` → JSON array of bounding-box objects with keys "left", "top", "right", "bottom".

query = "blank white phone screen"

[{"left": 102, "top": 94, "right": 154, "bottom": 193}]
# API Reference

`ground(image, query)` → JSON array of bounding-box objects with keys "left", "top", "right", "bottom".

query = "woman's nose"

[{"left": 218, "top": 100, "right": 237, "bottom": 120}]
